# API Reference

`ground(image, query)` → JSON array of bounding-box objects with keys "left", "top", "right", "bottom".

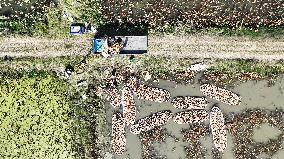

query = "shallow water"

[
  {"left": 105, "top": 74, "right": 284, "bottom": 159},
  {"left": 253, "top": 123, "right": 282, "bottom": 143},
  {"left": 153, "top": 136, "right": 186, "bottom": 159}
]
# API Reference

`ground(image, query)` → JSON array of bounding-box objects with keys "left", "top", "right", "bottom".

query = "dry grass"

[{"left": 101, "top": 0, "right": 283, "bottom": 28}]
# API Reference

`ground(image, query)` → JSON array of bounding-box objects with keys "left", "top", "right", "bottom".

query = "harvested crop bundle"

[
  {"left": 182, "top": 124, "right": 209, "bottom": 143},
  {"left": 104, "top": 78, "right": 117, "bottom": 87},
  {"left": 210, "top": 106, "right": 227, "bottom": 152},
  {"left": 126, "top": 76, "right": 140, "bottom": 92},
  {"left": 130, "top": 110, "right": 172, "bottom": 134},
  {"left": 115, "top": 68, "right": 132, "bottom": 83},
  {"left": 173, "top": 110, "right": 209, "bottom": 124},
  {"left": 122, "top": 86, "right": 136, "bottom": 126},
  {"left": 136, "top": 85, "right": 171, "bottom": 103},
  {"left": 172, "top": 96, "right": 208, "bottom": 109},
  {"left": 200, "top": 84, "right": 241, "bottom": 105},
  {"left": 111, "top": 112, "right": 126, "bottom": 155},
  {"left": 104, "top": 87, "right": 121, "bottom": 108},
  {"left": 126, "top": 76, "right": 171, "bottom": 103}
]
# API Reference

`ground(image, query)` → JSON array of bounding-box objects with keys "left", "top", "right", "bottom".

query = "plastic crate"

[{"left": 93, "top": 39, "right": 103, "bottom": 53}]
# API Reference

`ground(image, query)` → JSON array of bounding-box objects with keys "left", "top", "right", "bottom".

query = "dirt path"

[
  {"left": 148, "top": 35, "right": 284, "bottom": 60},
  {"left": 0, "top": 37, "right": 92, "bottom": 57},
  {"left": 1, "top": 35, "right": 284, "bottom": 60}
]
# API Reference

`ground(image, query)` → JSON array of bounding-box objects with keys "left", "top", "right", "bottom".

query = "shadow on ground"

[{"left": 94, "top": 20, "right": 149, "bottom": 38}]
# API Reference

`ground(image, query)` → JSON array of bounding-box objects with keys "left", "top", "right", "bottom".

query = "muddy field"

[{"left": 100, "top": 71, "right": 284, "bottom": 159}]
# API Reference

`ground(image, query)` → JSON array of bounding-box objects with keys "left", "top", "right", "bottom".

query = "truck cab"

[{"left": 70, "top": 23, "right": 85, "bottom": 35}]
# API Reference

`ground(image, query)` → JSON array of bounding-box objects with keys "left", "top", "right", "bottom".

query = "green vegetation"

[
  {"left": 136, "top": 56, "right": 284, "bottom": 80},
  {"left": 203, "top": 59, "right": 284, "bottom": 85},
  {"left": 0, "top": 72, "right": 74, "bottom": 158},
  {"left": 45, "top": 6, "right": 69, "bottom": 38},
  {"left": 2, "top": 55, "right": 284, "bottom": 82},
  {"left": 0, "top": 0, "right": 103, "bottom": 37},
  {"left": 138, "top": 56, "right": 193, "bottom": 78},
  {"left": 102, "top": 0, "right": 283, "bottom": 38},
  {"left": 150, "top": 25, "right": 284, "bottom": 38},
  {"left": 0, "top": 0, "right": 50, "bottom": 35},
  {"left": 72, "top": 82, "right": 107, "bottom": 158},
  {"left": 60, "top": 0, "right": 103, "bottom": 25},
  {"left": 207, "top": 60, "right": 284, "bottom": 78},
  {"left": 0, "top": 56, "right": 82, "bottom": 75},
  {"left": 0, "top": 56, "right": 109, "bottom": 158},
  {"left": 207, "top": 26, "right": 284, "bottom": 38},
  {"left": 45, "top": 0, "right": 103, "bottom": 38}
]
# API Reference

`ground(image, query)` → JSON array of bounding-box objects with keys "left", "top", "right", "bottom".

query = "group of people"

[
  {"left": 182, "top": 124, "right": 209, "bottom": 143},
  {"left": 135, "top": 84, "right": 171, "bottom": 103},
  {"left": 126, "top": 75, "right": 172, "bottom": 103},
  {"left": 103, "top": 86, "right": 121, "bottom": 108},
  {"left": 101, "top": 37, "right": 124, "bottom": 58}
]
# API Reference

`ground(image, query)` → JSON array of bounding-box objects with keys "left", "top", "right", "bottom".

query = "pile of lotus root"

[{"left": 99, "top": 74, "right": 241, "bottom": 155}]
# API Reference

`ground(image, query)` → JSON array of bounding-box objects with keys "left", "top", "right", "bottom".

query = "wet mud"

[{"left": 102, "top": 72, "right": 284, "bottom": 159}]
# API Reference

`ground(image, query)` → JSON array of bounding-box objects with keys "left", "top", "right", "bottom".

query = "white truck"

[{"left": 92, "top": 36, "right": 148, "bottom": 55}]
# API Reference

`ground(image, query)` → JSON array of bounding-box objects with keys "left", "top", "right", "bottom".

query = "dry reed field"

[{"left": 102, "top": 0, "right": 284, "bottom": 28}]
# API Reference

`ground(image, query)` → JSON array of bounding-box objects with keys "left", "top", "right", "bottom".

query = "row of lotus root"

[
  {"left": 102, "top": 77, "right": 241, "bottom": 155},
  {"left": 111, "top": 107, "right": 227, "bottom": 155},
  {"left": 103, "top": 77, "right": 241, "bottom": 109}
]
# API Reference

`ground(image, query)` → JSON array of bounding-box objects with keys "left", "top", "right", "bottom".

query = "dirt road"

[
  {"left": 149, "top": 35, "right": 284, "bottom": 60},
  {"left": 0, "top": 37, "right": 92, "bottom": 57},
  {"left": 1, "top": 35, "right": 284, "bottom": 60}
]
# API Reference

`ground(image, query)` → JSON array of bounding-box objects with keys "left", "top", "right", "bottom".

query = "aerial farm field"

[
  {"left": 1, "top": 0, "right": 284, "bottom": 159},
  {"left": 1, "top": 56, "right": 284, "bottom": 159},
  {"left": 88, "top": 57, "right": 284, "bottom": 159}
]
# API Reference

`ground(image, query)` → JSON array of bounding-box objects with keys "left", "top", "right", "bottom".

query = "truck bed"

[{"left": 115, "top": 36, "right": 148, "bottom": 54}]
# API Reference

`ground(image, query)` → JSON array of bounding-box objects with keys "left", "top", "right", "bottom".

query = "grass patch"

[
  {"left": 205, "top": 59, "right": 284, "bottom": 84},
  {"left": 150, "top": 25, "right": 284, "bottom": 38},
  {"left": 138, "top": 55, "right": 193, "bottom": 78},
  {"left": 0, "top": 72, "right": 74, "bottom": 158},
  {"left": 0, "top": 56, "right": 83, "bottom": 76},
  {"left": 207, "top": 60, "right": 284, "bottom": 77},
  {"left": 203, "top": 26, "right": 284, "bottom": 38},
  {"left": 72, "top": 82, "right": 107, "bottom": 158},
  {"left": 0, "top": 56, "right": 109, "bottom": 158}
]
